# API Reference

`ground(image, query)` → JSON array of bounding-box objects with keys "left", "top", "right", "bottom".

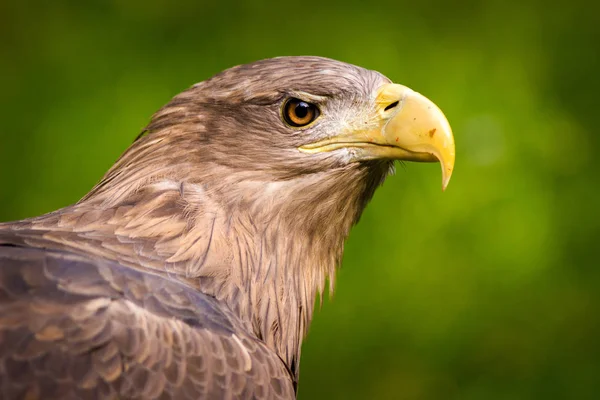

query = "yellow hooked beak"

[{"left": 299, "top": 83, "right": 456, "bottom": 190}]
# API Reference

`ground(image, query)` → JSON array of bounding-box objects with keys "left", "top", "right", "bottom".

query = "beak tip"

[{"left": 441, "top": 165, "right": 453, "bottom": 192}]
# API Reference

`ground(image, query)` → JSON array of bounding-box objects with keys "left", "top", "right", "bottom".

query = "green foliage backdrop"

[{"left": 1, "top": 1, "right": 598, "bottom": 398}]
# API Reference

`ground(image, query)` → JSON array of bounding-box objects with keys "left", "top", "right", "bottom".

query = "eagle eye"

[{"left": 282, "top": 98, "right": 320, "bottom": 127}]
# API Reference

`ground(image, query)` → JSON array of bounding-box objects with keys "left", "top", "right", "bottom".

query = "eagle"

[{"left": 0, "top": 56, "right": 455, "bottom": 399}]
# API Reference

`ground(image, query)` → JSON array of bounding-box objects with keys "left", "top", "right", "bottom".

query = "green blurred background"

[{"left": 1, "top": 0, "right": 599, "bottom": 398}]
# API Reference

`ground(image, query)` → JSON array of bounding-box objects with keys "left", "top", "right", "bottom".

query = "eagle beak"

[
  {"left": 299, "top": 83, "right": 455, "bottom": 190},
  {"left": 376, "top": 83, "right": 455, "bottom": 190}
]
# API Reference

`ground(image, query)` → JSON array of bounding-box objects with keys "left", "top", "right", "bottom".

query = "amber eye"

[{"left": 282, "top": 98, "right": 320, "bottom": 127}]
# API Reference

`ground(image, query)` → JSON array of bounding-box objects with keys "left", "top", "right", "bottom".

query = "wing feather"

[{"left": 0, "top": 244, "right": 294, "bottom": 400}]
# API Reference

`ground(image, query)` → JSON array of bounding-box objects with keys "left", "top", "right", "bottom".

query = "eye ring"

[{"left": 282, "top": 98, "right": 320, "bottom": 128}]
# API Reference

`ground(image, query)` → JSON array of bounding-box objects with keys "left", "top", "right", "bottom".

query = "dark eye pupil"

[{"left": 295, "top": 102, "right": 309, "bottom": 118}]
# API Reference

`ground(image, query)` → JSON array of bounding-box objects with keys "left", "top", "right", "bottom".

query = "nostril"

[{"left": 384, "top": 101, "right": 399, "bottom": 112}]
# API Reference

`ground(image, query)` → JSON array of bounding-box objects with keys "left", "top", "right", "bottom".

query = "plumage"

[{"left": 0, "top": 56, "right": 455, "bottom": 399}]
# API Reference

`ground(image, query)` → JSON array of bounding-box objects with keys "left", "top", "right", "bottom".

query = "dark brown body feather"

[
  {"left": 0, "top": 240, "right": 294, "bottom": 399},
  {"left": 0, "top": 56, "right": 393, "bottom": 399}
]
